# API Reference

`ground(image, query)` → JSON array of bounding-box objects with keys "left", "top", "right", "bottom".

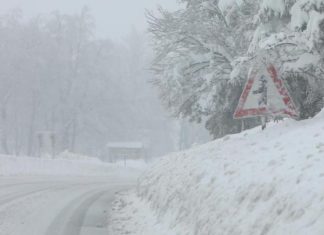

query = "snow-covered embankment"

[{"left": 111, "top": 110, "right": 324, "bottom": 235}]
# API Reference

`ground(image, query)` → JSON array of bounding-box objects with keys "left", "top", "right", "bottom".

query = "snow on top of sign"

[{"left": 107, "top": 142, "right": 144, "bottom": 149}]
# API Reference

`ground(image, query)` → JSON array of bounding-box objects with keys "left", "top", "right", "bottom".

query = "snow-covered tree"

[
  {"left": 149, "top": 0, "right": 324, "bottom": 138},
  {"left": 240, "top": 0, "right": 324, "bottom": 118},
  {"left": 148, "top": 0, "right": 259, "bottom": 138}
]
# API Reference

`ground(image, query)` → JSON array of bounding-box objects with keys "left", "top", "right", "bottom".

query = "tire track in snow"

[
  {"left": 0, "top": 177, "right": 136, "bottom": 235},
  {"left": 45, "top": 189, "right": 107, "bottom": 235},
  {"left": 0, "top": 182, "right": 101, "bottom": 212}
]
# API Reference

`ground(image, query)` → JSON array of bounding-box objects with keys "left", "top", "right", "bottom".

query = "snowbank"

[
  {"left": 55, "top": 150, "right": 101, "bottom": 162},
  {"left": 112, "top": 111, "right": 324, "bottom": 235},
  {"left": 0, "top": 155, "right": 147, "bottom": 177}
]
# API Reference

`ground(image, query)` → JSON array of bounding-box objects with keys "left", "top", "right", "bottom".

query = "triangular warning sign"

[{"left": 234, "top": 64, "right": 298, "bottom": 119}]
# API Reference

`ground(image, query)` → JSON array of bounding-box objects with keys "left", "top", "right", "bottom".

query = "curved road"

[{"left": 0, "top": 175, "right": 135, "bottom": 235}]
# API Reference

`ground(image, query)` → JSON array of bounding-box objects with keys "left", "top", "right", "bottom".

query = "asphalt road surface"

[{"left": 0, "top": 176, "right": 135, "bottom": 235}]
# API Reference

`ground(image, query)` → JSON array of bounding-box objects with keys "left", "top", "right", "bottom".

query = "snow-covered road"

[{"left": 0, "top": 175, "right": 135, "bottom": 235}]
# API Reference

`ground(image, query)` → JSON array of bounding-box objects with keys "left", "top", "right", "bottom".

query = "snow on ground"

[
  {"left": 0, "top": 154, "right": 147, "bottom": 177},
  {"left": 111, "top": 110, "right": 324, "bottom": 235},
  {"left": 0, "top": 152, "right": 147, "bottom": 235},
  {"left": 55, "top": 150, "right": 101, "bottom": 162}
]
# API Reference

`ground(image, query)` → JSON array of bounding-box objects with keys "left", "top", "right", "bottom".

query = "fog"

[
  {"left": 0, "top": 0, "right": 179, "bottom": 40},
  {"left": 0, "top": 0, "right": 185, "bottom": 160},
  {"left": 0, "top": 0, "right": 210, "bottom": 161}
]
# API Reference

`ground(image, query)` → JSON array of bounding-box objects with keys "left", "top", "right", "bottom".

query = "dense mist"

[{"left": 0, "top": 8, "right": 177, "bottom": 158}]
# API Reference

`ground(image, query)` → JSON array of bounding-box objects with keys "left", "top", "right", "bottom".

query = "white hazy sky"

[{"left": 0, "top": 0, "right": 179, "bottom": 40}]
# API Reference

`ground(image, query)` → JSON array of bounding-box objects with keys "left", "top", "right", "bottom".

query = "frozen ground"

[
  {"left": 0, "top": 155, "right": 147, "bottom": 235},
  {"left": 111, "top": 110, "right": 324, "bottom": 235}
]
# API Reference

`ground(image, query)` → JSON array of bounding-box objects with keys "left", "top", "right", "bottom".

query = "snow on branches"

[{"left": 148, "top": 0, "right": 324, "bottom": 137}]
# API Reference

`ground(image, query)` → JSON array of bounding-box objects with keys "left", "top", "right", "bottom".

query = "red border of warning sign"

[{"left": 234, "top": 64, "right": 298, "bottom": 119}]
